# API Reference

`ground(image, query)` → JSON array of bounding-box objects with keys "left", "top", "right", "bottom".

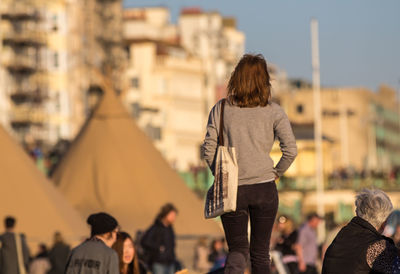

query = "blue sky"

[{"left": 124, "top": 0, "right": 400, "bottom": 91}]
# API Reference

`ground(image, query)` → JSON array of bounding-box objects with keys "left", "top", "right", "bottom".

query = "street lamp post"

[{"left": 311, "top": 18, "right": 325, "bottom": 240}]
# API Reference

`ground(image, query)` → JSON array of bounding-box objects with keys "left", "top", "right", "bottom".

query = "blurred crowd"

[
  {"left": 0, "top": 204, "right": 188, "bottom": 274},
  {"left": 328, "top": 167, "right": 400, "bottom": 186},
  {"left": 0, "top": 217, "right": 71, "bottom": 274},
  {"left": 3, "top": 190, "right": 400, "bottom": 274},
  {"left": 25, "top": 142, "right": 400, "bottom": 194},
  {"left": 24, "top": 141, "right": 70, "bottom": 176}
]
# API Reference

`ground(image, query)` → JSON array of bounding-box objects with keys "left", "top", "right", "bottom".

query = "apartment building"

[
  {"left": 0, "top": 0, "right": 125, "bottom": 147},
  {"left": 276, "top": 86, "right": 400, "bottom": 173},
  {"left": 123, "top": 7, "right": 207, "bottom": 171}
]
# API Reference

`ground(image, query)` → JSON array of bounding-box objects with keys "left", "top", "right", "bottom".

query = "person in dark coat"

[
  {"left": 0, "top": 216, "right": 30, "bottom": 274},
  {"left": 65, "top": 212, "right": 120, "bottom": 274},
  {"left": 323, "top": 189, "right": 400, "bottom": 274},
  {"left": 47, "top": 231, "right": 71, "bottom": 274},
  {"left": 275, "top": 216, "right": 299, "bottom": 274},
  {"left": 141, "top": 203, "right": 178, "bottom": 274}
]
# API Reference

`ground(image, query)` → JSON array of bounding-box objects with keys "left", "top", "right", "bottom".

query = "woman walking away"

[
  {"left": 112, "top": 231, "right": 146, "bottom": 274},
  {"left": 65, "top": 212, "right": 120, "bottom": 274},
  {"left": 202, "top": 54, "right": 297, "bottom": 274}
]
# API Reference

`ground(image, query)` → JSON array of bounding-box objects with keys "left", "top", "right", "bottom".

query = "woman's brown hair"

[
  {"left": 227, "top": 54, "right": 271, "bottom": 107},
  {"left": 112, "top": 232, "right": 140, "bottom": 274},
  {"left": 156, "top": 203, "right": 178, "bottom": 222}
]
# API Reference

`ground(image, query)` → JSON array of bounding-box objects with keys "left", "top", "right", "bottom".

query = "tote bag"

[{"left": 204, "top": 99, "right": 238, "bottom": 219}]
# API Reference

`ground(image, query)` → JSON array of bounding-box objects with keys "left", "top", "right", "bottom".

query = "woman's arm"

[
  {"left": 273, "top": 108, "right": 297, "bottom": 177},
  {"left": 201, "top": 103, "right": 221, "bottom": 175}
]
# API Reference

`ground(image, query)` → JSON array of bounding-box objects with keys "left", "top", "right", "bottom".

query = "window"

[
  {"left": 54, "top": 92, "right": 60, "bottom": 112},
  {"left": 125, "top": 46, "right": 130, "bottom": 59},
  {"left": 131, "top": 77, "right": 139, "bottom": 89},
  {"left": 131, "top": 103, "right": 141, "bottom": 118},
  {"left": 322, "top": 110, "right": 339, "bottom": 116},
  {"left": 54, "top": 52, "right": 59, "bottom": 68},
  {"left": 52, "top": 14, "right": 58, "bottom": 31},
  {"left": 296, "top": 104, "right": 304, "bottom": 114},
  {"left": 146, "top": 124, "right": 162, "bottom": 141}
]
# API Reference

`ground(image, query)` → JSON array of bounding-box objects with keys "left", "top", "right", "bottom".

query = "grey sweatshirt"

[
  {"left": 65, "top": 238, "right": 119, "bottom": 274},
  {"left": 201, "top": 99, "right": 297, "bottom": 186}
]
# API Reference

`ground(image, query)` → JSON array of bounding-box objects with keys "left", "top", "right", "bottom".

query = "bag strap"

[
  {"left": 218, "top": 99, "right": 226, "bottom": 146},
  {"left": 15, "top": 233, "right": 27, "bottom": 274}
]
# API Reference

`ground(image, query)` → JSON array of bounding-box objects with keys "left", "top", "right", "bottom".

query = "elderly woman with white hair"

[{"left": 322, "top": 188, "right": 400, "bottom": 274}]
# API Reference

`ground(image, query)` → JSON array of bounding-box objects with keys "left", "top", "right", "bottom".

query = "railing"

[
  {"left": 0, "top": 5, "right": 40, "bottom": 21},
  {"left": 10, "top": 88, "right": 48, "bottom": 104},
  {"left": 3, "top": 53, "right": 40, "bottom": 71},
  {"left": 10, "top": 105, "right": 47, "bottom": 124},
  {"left": 2, "top": 30, "right": 46, "bottom": 45},
  {"left": 277, "top": 176, "right": 400, "bottom": 192},
  {"left": 179, "top": 168, "right": 400, "bottom": 194}
]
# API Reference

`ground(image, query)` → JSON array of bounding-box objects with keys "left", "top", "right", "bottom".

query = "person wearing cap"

[
  {"left": 65, "top": 212, "right": 120, "bottom": 274},
  {"left": 295, "top": 213, "right": 322, "bottom": 274},
  {"left": 322, "top": 189, "right": 400, "bottom": 274}
]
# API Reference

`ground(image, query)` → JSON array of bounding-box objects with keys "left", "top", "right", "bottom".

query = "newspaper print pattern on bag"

[{"left": 207, "top": 159, "right": 229, "bottom": 215}]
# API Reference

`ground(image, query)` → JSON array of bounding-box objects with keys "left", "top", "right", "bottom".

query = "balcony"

[
  {"left": 10, "top": 88, "right": 48, "bottom": 105},
  {"left": 10, "top": 105, "right": 46, "bottom": 128},
  {"left": 3, "top": 53, "right": 41, "bottom": 73},
  {"left": 2, "top": 30, "right": 46, "bottom": 46},
  {"left": 0, "top": 6, "right": 40, "bottom": 21},
  {"left": 8, "top": 74, "right": 48, "bottom": 104}
]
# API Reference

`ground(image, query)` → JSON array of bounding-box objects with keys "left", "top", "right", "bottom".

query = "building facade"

[
  {"left": 276, "top": 86, "right": 400, "bottom": 175},
  {"left": 0, "top": 0, "right": 125, "bottom": 148},
  {"left": 123, "top": 7, "right": 208, "bottom": 171},
  {"left": 178, "top": 7, "right": 245, "bottom": 107}
]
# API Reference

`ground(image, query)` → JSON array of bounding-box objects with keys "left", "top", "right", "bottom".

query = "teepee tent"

[
  {"left": 52, "top": 82, "right": 221, "bottom": 236},
  {"left": 0, "top": 126, "right": 88, "bottom": 246}
]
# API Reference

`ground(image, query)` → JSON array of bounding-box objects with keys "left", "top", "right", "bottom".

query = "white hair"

[{"left": 355, "top": 188, "right": 393, "bottom": 229}]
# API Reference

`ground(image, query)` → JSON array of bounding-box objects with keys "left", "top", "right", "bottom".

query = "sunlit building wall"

[
  {"left": 0, "top": 0, "right": 52, "bottom": 144},
  {"left": 123, "top": 40, "right": 207, "bottom": 171},
  {"left": 65, "top": 0, "right": 125, "bottom": 139},
  {"left": 178, "top": 7, "right": 245, "bottom": 108},
  {"left": 0, "top": 0, "right": 125, "bottom": 147},
  {"left": 277, "top": 86, "right": 400, "bottom": 173},
  {"left": 123, "top": 7, "right": 246, "bottom": 171}
]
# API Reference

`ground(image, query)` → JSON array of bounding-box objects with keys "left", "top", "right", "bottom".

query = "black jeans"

[
  {"left": 300, "top": 265, "right": 318, "bottom": 274},
  {"left": 221, "top": 182, "right": 279, "bottom": 274}
]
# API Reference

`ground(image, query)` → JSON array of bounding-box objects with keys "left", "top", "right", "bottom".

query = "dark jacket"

[
  {"left": 48, "top": 242, "right": 71, "bottom": 274},
  {"left": 275, "top": 230, "right": 298, "bottom": 257},
  {"left": 322, "top": 216, "right": 399, "bottom": 274},
  {"left": 65, "top": 238, "right": 119, "bottom": 274},
  {"left": 0, "top": 232, "right": 30, "bottom": 274},
  {"left": 141, "top": 220, "right": 176, "bottom": 265}
]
